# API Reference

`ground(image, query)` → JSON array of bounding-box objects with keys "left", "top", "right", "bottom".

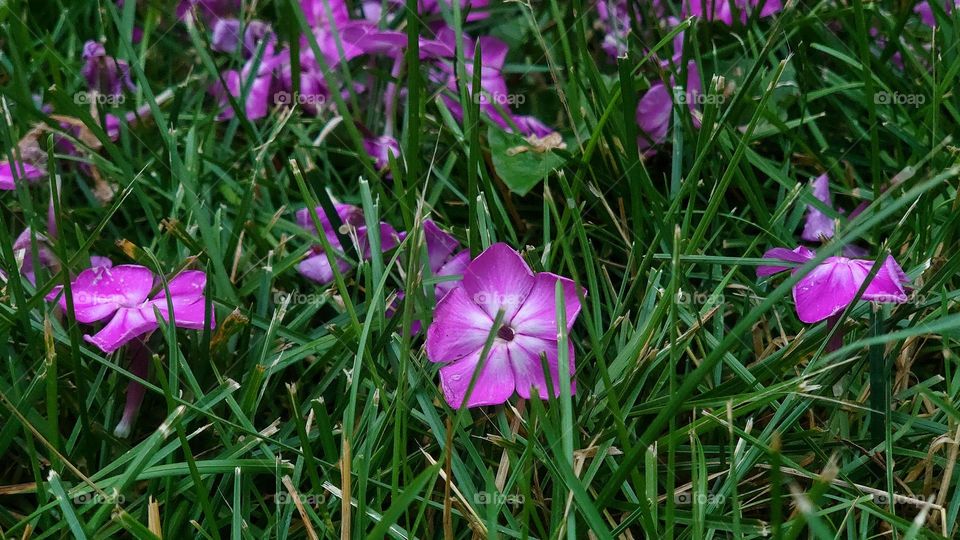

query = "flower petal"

[
  {"left": 757, "top": 246, "right": 815, "bottom": 277},
  {"left": 636, "top": 82, "right": 672, "bottom": 146},
  {"left": 295, "top": 204, "right": 364, "bottom": 234},
  {"left": 60, "top": 265, "right": 154, "bottom": 323},
  {"left": 298, "top": 251, "right": 352, "bottom": 285},
  {"left": 148, "top": 296, "right": 212, "bottom": 329},
  {"left": 423, "top": 219, "right": 461, "bottom": 273},
  {"left": 434, "top": 249, "right": 470, "bottom": 300},
  {"left": 801, "top": 173, "right": 836, "bottom": 242},
  {"left": 509, "top": 335, "right": 576, "bottom": 400},
  {"left": 84, "top": 307, "right": 157, "bottom": 354},
  {"left": 510, "top": 272, "right": 584, "bottom": 339},
  {"left": 460, "top": 243, "right": 535, "bottom": 321},
  {"left": 0, "top": 160, "right": 45, "bottom": 190},
  {"left": 153, "top": 270, "right": 207, "bottom": 299},
  {"left": 859, "top": 256, "right": 908, "bottom": 303},
  {"left": 438, "top": 342, "right": 514, "bottom": 408},
  {"left": 148, "top": 271, "right": 214, "bottom": 329},
  {"left": 792, "top": 258, "right": 860, "bottom": 323},
  {"left": 426, "top": 286, "right": 494, "bottom": 363}
]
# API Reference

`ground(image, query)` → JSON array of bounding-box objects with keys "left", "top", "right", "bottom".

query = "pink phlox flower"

[
  {"left": 56, "top": 265, "right": 214, "bottom": 353},
  {"left": 757, "top": 246, "right": 908, "bottom": 324},
  {"left": 426, "top": 243, "right": 585, "bottom": 408}
]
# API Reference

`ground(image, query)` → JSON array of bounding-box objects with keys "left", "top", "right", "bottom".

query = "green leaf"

[{"left": 488, "top": 127, "right": 566, "bottom": 196}]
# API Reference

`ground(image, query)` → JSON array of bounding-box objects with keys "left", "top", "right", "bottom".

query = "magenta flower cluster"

[{"left": 202, "top": 0, "right": 553, "bottom": 170}]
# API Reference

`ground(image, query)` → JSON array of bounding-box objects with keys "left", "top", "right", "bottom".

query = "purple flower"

[
  {"left": 386, "top": 219, "right": 468, "bottom": 333},
  {"left": 426, "top": 243, "right": 585, "bottom": 408},
  {"left": 422, "top": 220, "right": 470, "bottom": 300},
  {"left": 596, "top": 0, "right": 630, "bottom": 58},
  {"left": 636, "top": 61, "right": 702, "bottom": 152},
  {"left": 512, "top": 115, "right": 555, "bottom": 138},
  {"left": 296, "top": 204, "right": 403, "bottom": 284},
  {"left": 801, "top": 173, "right": 835, "bottom": 242},
  {"left": 212, "top": 18, "right": 276, "bottom": 56},
  {"left": 214, "top": 43, "right": 285, "bottom": 120},
  {"left": 211, "top": 18, "right": 242, "bottom": 53},
  {"left": 81, "top": 41, "right": 137, "bottom": 97},
  {"left": 56, "top": 265, "right": 214, "bottom": 353},
  {"left": 797, "top": 174, "right": 871, "bottom": 257},
  {"left": 363, "top": 135, "right": 400, "bottom": 171},
  {"left": 685, "top": 0, "right": 782, "bottom": 25},
  {"left": 0, "top": 160, "right": 45, "bottom": 190},
  {"left": 9, "top": 228, "right": 57, "bottom": 286},
  {"left": 421, "top": 27, "right": 553, "bottom": 136},
  {"left": 915, "top": 1, "right": 960, "bottom": 26},
  {"left": 757, "top": 246, "right": 908, "bottom": 324}
]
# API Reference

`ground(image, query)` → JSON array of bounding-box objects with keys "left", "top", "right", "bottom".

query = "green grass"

[{"left": 1, "top": 0, "right": 960, "bottom": 538}]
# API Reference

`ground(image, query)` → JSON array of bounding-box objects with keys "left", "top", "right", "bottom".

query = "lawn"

[{"left": 1, "top": 0, "right": 959, "bottom": 538}]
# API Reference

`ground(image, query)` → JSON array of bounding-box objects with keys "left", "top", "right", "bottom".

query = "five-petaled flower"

[
  {"left": 426, "top": 243, "right": 585, "bottom": 408},
  {"left": 55, "top": 265, "right": 214, "bottom": 353},
  {"left": 757, "top": 246, "right": 909, "bottom": 324}
]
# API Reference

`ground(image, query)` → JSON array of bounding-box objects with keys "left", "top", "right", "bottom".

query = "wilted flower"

[
  {"left": 636, "top": 61, "right": 702, "bottom": 152},
  {"left": 801, "top": 173, "right": 836, "bottom": 243},
  {"left": 81, "top": 41, "right": 137, "bottom": 97},
  {"left": 296, "top": 204, "right": 403, "bottom": 284},
  {"left": 426, "top": 243, "right": 585, "bottom": 408},
  {"left": 757, "top": 246, "right": 908, "bottom": 324},
  {"left": 798, "top": 174, "right": 869, "bottom": 257},
  {"left": 7, "top": 228, "right": 57, "bottom": 286}
]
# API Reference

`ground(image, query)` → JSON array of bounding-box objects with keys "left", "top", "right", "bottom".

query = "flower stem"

[
  {"left": 113, "top": 338, "right": 151, "bottom": 438},
  {"left": 826, "top": 314, "right": 844, "bottom": 353}
]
